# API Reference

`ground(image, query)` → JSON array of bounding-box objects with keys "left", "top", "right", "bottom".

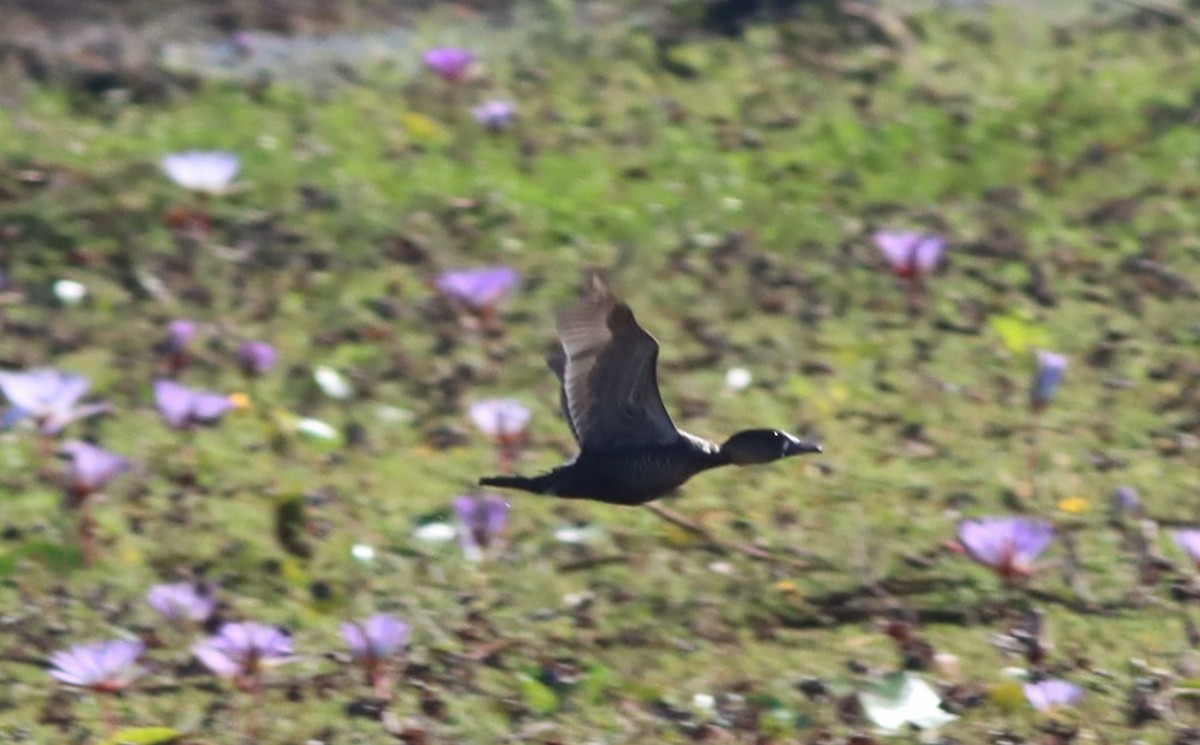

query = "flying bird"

[{"left": 479, "top": 275, "right": 822, "bottom": 505}]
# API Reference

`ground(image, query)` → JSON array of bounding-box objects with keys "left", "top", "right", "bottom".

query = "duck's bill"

[{"left": 784, "top": 439, "right": 823, "bottom": 456}]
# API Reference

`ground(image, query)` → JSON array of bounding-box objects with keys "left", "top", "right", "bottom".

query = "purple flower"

[
  {"left": 147, "top": 581, "right": 218, "bottom": 623},
  {"left": 1030, "top": 350, "right": 1068, "bottom": 412},
  {"left": 154, "top": 379, "right": 233, "bottom": 430},
  {"left": 193, "top": 621, "right": 294, "bottom": 684},
  {"left": 236, "top": 341, "right": 277, "bottom": 378},
  {"left": 473, "top": 100, "right": 517, "bottom": 131},
  {"left": 0, "top": 368, "right": 110, "bottom": 435},
  {"left": 1173, "top": 530, "right": 1200, "bottom": 565},
  {"left": 958, "top": 516, "right": 1054, "bottom": 581},
  {"left": 873, "top": 231, "right": 946, "bottom": 280},
  {"left": 435, "top": 266, "right": 520, "bottom": 310},
  {"left": 48, "top": 639, "right": 144, "bottom": 693},
  {"left": 1112, "top": 486, "right": 1142, "bottom": 519},
  {"left": 166, "top": 320, "right": 197, "bottom": 353},
  {"left": 164, "top": 320, "right": 198, "bottom": 376},
  {"left": 342, "top": 613, "right": 410, "bottom": 667},
  {"left": 160, "top": 151, "right": 240, "bottom": 194},
  {"left": 454, "top": 495, "right": 510, "bottom": 560},
  {"left": 1024, "top": 679, "right": 1085, "bottom": 711},
  {"left": 60, "top": 440, "right": 129, "bottom": 501},
  {"left": 469, "top": 398, "right": 530, "bottom": 444},
  {"left": 423, "top": 47, "right": 475, "bottom": 82}
]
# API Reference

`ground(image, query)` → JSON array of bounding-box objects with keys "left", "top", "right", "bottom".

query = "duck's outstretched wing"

[
  {"left": 546, "top": 348, "right": 579, "bottom": 445},
  {"left": 554, "top": 275, "right": 679, "bottom": 451}
]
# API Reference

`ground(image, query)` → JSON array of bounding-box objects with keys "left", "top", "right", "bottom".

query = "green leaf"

[
  {"left": 274, "top": 495, "right": 311, "bottom": 559},
  {"left": 579, "top": 662, "right": 612, "bottom": 703},
  {"left": 517, "top": 672, "right": 558, "bottom": 715},
  {"left": 988, "top": 311, "right": 1050, "bottom": 355},
  {"left": 102, "top": 726, "right": 182, "bottom": 745},
  {"left": 0, "top": 541, "right": 85, "bottom": 577}
]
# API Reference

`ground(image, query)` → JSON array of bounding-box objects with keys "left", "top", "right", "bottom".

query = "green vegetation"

[{"left": 1, "top": 5, "right": 1200, "bottom": 742}]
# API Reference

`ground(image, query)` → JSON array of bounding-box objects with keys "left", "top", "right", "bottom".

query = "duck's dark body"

[
  {"left": 479, "top": 274, "right": 821, "bottom": 505},
  {"left": 481, "top": 435, "right": 725, "bottom": 505}
]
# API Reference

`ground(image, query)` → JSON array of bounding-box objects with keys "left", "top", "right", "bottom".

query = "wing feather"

[{"left": 553, "top": 278, "right": 679, "bottom": 450}]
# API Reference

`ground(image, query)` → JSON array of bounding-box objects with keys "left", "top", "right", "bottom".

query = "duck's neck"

[{"left": 679, "top": 430, "right": 731, "bottom": 468}]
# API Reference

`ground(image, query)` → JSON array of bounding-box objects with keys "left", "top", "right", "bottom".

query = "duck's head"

[{"left": 720, "top": 429, "right": 822, "bottom": 466}]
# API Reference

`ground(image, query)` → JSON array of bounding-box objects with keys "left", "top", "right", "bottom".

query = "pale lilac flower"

[
  {"left": 0, "top": 368, "right": 109, "bottom": 435},
  {"left": 473, "top": 100, "right": 517, "bottom": 131},
  {"left": 147, "top": 581, "right": 218, "bottom": 623},
  {"left": 167, "top": 320, "right": 197, "bottom": 354},
  {"left": 469, "top": 398, "right": 530, "bottom": 444},
  {"left": 873, "top": 231, "right": 946, "bottom": 280},
  {"left": 958, "top": 516, "right": 1054, "bottom": 581},
  {"left": 435, "top": 266, "right": 519, "bottom": 310},
  {"left": 153, "top": 379, "right": 232, "bottom": 429},
  {"left": 164, "top": 320, "right": 198, "bottom": 376},
  {"left": 236, "top": 341, "right": 277, "bottom": 378},
  {"left": 1173, "top": 530, "right": 1200, "bottom": 566},
  {"left": 342, "top": 614, "right": 410, "bottom": 668},
  {"left": 48, "top": 639, "right": 144, "bottom": 693},
  {"left": 60, "top": 440, "right": 129, "bottom": 501},
  {"left": 160, "top": 151, "right": 240, "bottom": 194},
  {"left": 1112, "top": 486, "right": 1142, "bottom": 519},
  {"left": 1030, "top": 350, "right": 1068, "bottom": 412},
  {"left": 193, "top": 621, "right": 294, "bottom": 683},
  {"left": 1024, "top": 679, "right": 1085, "bottom": 711},
  {"left": 454, "top": 495, "right": 510, "bottom": 560},
  {"left": 423, "top": 47, "right": 475, "bottom": 82}
]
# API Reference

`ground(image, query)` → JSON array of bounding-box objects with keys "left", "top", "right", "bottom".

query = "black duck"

[{"left": 479, "top": 276, "right": 822, "bottom": 505}]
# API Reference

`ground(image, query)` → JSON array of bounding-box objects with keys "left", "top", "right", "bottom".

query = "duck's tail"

[{"left": 478, "top": 473, "right": 553, "bottom": 494}]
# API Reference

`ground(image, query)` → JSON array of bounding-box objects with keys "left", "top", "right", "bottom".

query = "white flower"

[
  {"left": 859, "top": 672, "right": 957, "bottom": 734},
  {"left": 53, "top": 280, "right": 87, "bottom": 306},
  {"left": 413, "top": 521, "right": 456, "bottom": 543},
  {"left": 295, "top": 417, "right": 339, "bottom": 441},
  {"left": 314, "top": 366, "right": 353, "bottom": 400},
  {"left": 160, "top": 151, "right": 240, "bottom": 194},
  {"left": 724, "top": 367, "right": 752, "bottom": 391}
]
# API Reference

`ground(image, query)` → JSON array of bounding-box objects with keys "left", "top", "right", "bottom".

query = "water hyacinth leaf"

[
  {"left": 747, "top": 694, "right": 797, "bottom": 737},
  {"left": 988, "top": 679, "right": 1028, "bottom": 712},
  {"left": 517, "top": 672, "right": 559, "bottom": 715},
  {"left": 660, "top": 521, "right": 703, "bottom": 547},
  {"left": 101, "top": 727, "right": 182, "bottom": 745},
  {"left": 579, "top": 662, "right": 612, "bottom": 704},
  {"left": 401, "top": 113, "right": 447, "bottom": 143},
  {"left": 988, "top": 312, "right": 1050, "bottom": 355},
  {"left": 274, "top": 495, "right": 311, "bottom": 558},
  {"left": 0, "top": 541, "right": 85, "bottom": 577},
  {"left": 786, "top": 374, "right": 815, "bottom": 400},
  {"left": 280, "top": 555, "right": 311, "bottom": 590},
  {"left": 859, "top": 672, "right": 956, "bottom": 734}
]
